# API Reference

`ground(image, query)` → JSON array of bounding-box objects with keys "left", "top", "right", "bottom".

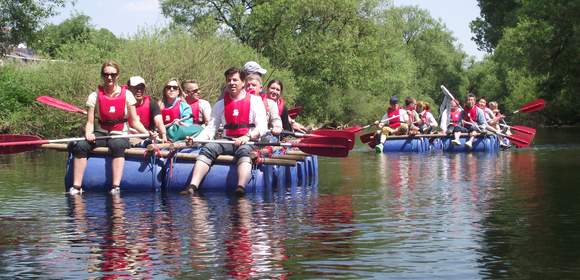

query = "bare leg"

[
  {"left": 73, "top": 157, "right": 88, "bottom": 187},
  {"left": 111, "top": 157, "right": 125, "bottom": 187},
  {"left": 237, "top": 161, "right": 253, "bottom": 187},
  {"left": 189, "top": 161, "right": 211, "bottom": 187}
]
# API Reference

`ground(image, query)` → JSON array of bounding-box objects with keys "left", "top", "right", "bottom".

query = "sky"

[{"left": 49, "top": 0, "right": 486, "bottom": 60}]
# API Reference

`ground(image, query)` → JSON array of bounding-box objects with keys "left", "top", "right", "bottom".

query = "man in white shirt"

[{"left": 184, "top": 67, "right": 268, "bottom": 195}]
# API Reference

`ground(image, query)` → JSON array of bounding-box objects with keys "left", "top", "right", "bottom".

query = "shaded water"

[{"left": 1, "top": 128, "right": 580, "bottom": 279}]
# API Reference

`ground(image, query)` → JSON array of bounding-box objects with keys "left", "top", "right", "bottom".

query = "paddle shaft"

[
  {"left": 150, "top": 139, "right": 345, "bottom": 150},
  {"left": 0, "top": 133, "right": 149, "bottom": 147}
]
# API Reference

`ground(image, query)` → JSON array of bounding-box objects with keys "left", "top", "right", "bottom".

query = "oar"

[
  {"left": 513, "top": 98, "right": 545, "bottom": 114},
  {"left": 499, "top": 123, "right": 536, "bottom": 136},
  {"left": 0, "top": 133, "right": 149, "bottom": 154},
  {"left": 36, "top": 96, "right": 87, "bottom": 115},
  {"left": 359, "top": 114, "right": 401, "bottom": 144},
  {"left": 288, "top": 106, "right": 303, "bottom": 119},
  {"left": 148, "top": 136, "right": 350, "bottom": 157},
  {"left": 281, "top": 129, "right": 355, "bottom": 149}
]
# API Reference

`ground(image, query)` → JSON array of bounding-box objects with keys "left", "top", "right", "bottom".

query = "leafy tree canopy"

[{"left": 0, "top": 0, "right": 66, "bottom": 55}]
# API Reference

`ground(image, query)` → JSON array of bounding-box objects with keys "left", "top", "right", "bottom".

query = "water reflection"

[{"left": 4, "top": 131, "right": 580, "bottom": 278}]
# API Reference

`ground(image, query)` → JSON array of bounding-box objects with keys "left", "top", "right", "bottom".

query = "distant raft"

[
  {"left": 374, "top": 134, "right": 501, "bottom": 153},
  {"left": 41, "top": 144, "right": 318, "bottom": 193}
]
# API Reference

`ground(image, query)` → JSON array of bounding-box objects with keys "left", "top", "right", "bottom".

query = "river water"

[{"left": 1, "top": 128, "right": 579, "bottom": 279}]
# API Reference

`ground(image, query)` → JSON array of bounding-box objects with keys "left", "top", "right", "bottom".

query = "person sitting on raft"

[
  {"left": 374, "top": 95, "right": 409, "bottom": 153},
  {"left": 127, "top": 76, "right": 167, "bottom": 145},
  {"left": 244, "top": 74, "right": 283, "bottom": 141},
  {"left": 184, "top": 67, "right": 268, "bottom": 196},
  {"left": 404, "top": 97, "right": 421, "bottom": 135},
  {"left": 69, "top": 60, "right": 156, "bottom": 195},
  {"left": 445, "top": 99, "right": 463, "bottom": 135},
  {"left": 158, "top": 79, "right": 200, "bottom": 141},
  {"left": 478, "top": 97, "right": 495, "bottom": 121},
  {"left": 416, "top": 101, "right": 439, "bottom": 134},
  {"left": 488, "top": 101, "right": 511, "bottom": 147},
  {"left": 182, "top": 79, "right": 211, "bottom": 126},
  {"left": 265, "top": 79, "right": 308, "bottom": 133},
  {"left": 451, "top": 93, "right": 487, "bottom": 149}
]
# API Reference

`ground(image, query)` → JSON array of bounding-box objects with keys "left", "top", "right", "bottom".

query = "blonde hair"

[
  {"left": 100, "top": 60, "right": 120, "bottom": 75},
  {"left": 245, "top": 73, "right": 262, "bottom": 84}
]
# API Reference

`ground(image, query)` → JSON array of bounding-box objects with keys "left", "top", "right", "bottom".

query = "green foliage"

[
  {"left": 160, "top": 0, "right": 471, "bottom": 126},
  {"left": 29, "top": 14, "right": 121, "bottom": 60},
  {"left": 469, "top": 0, "right": 580, "bottom": 124},
  {"left": 0, "top": 0, "right": 67, "bottom": 55},
  {"left": 0, "top": 29, "right": 298, "bottom": 137}
]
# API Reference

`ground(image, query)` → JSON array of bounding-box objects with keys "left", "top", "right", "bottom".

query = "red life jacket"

[
  {"left": 132, "top": 95, "right": 151, "bottom": 129},
  {"left": 450, "top": 109, "right": 461, "bottom": 126},
  {"left": 97, "top": 85, "right": 127, "bottom": 132},
  {"left": 187, "top": 98, "right": 203, "bottom": 125},
  {"left": 224, "top": 93, "right": 253, "bottom": 137},
  {"left": 463, "top": 106, "right": 478, "bottom": 123},
  {"left": 276, "top": 98, "right": 284, "bottom": 115},
  {"left": 420, "top": 110, "right": 428, "bottom": 124},
  {"left": 387, "top": 107, "right": 401, "bottom": 128},
  {"left": 261, "top": 94, "right": 269, "bottom": 112},
  {"left": 161, "top": 99, "right": 182, "bottom": 125}
]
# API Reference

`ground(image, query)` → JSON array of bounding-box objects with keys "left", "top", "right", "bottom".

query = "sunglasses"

[
  {"left": 185, "top": 89, "right": 199, "bottom": 94},
  {"left": 102, "top": 72, "right": 118, "bottom": 78},
  {"left": 165, "top": 85, "right": 179, "bottom": 91}
]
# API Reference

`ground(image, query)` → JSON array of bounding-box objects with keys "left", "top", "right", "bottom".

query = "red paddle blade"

[
  {"left": 506, "top": 133, "right": 532, "bottom": 148},
  {"left": 36, "top": 96, "right": 87, "bottom": 114},
  {"left": 514, "top": 98, "right": 545, "bottom": 114},
  {"left": 510, "top": 125, "right": 536, "bottom": 136},
  {"left": 311, "top": 129, "right": 355, "bottom": 149},
  {"left": 360, "top": 132, "right": 374, "bottom": 144},
  {"left": 0, "top": 135, "right": 45, "bottom": 154},
  {"left": 288, "top": 106, "right": 303, "bottom": 118},
  {"left": 294, "top": 136, "right": 349, "bottom": 157},
  {"left": 0, "top": 134, "right": 42, "bottom": 142}
]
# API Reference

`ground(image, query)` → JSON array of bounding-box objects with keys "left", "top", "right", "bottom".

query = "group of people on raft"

[
  {"left": 68, "top": 60, "right": 307, "bottom": 196},
  {"left": 373, "top": 93, "right": 510, "bottom": 153}
]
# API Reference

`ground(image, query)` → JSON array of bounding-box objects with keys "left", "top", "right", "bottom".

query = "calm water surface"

[{"left": 1, "top": 128, "right": 580, "bottom": 279}]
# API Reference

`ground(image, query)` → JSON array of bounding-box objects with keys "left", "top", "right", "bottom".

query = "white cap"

[
  {"left": 242, "top": 61, "right": 267, "bottom": 75},
  {"left": 128, "top": 76, "right": 146, "bottom": 86}
]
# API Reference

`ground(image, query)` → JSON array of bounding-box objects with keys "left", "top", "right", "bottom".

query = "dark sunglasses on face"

[
  {"left": 131, "top": 85, "right": 145, "bottom": 91},
  {"left": 102, "top": 72, "right": 118, "bottom": 78},
  {"left": 165, "top": 85, "right": 179, "bottom": 91},
  {"left": 185, "top": 89, "right": 199, "bottom": 94}
]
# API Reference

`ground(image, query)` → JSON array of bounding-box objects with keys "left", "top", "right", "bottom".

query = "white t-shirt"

[
  {"left": 264, "top": 98, "right": 282, "bottom": 129},
  {"left": 379, "top": 108, "right": 409, "bottom": 125},
  {"left": 86, "top": 86, "right": 137, "bottom": 134},
  {"left": 197, "top": 99, "right": 212, "bottom": 123},
  {"left": 197, "top": 91, "right": 268, "bottom": 140}
]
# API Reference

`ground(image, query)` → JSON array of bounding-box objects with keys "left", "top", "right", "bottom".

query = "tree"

[
  {"left": 30, "top": 14, "right": 120, "bottom": 59},
  {"left": 0, "top": 0, "right": 66, "bottom": 55},
  {"left": 470, "top": 0, "right": 521, "bottom": 52},
  {"left": 470, "top": 0, "right": 580, "bottom": 124}
]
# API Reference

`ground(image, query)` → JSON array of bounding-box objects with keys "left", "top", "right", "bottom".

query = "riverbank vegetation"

[{"left": 1, "top": 0, "right": 577, "bottom": 137}]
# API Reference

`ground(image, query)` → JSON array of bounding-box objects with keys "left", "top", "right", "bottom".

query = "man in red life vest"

[
  {"left": 374, "top": 96, "right": 409, "bottom": 153},
  {"left": 182, "top": 79, "right": 211, "bottom": 126},
  {"left": 184, "top": 67, "right": 268, "bottom": 195},
  {"left": 451, "top": 93, "right": 487, "bottom": 149},
  {"left": 127, "top": 76, "right": 167, "bottom": 144}
]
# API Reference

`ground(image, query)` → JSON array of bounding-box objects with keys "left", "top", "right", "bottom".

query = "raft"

[
  {"left": 43, "top": 144, "right": 318, "bottom": 193},
  {"left": 376, "top": 134, "right": 500, "bottom": 153}
]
